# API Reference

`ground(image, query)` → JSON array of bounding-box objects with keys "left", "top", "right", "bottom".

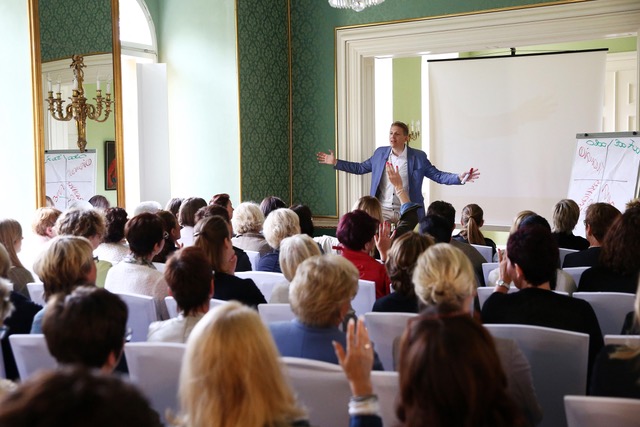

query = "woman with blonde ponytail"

[{"left": 453, "top": 203, "right": 496, "bottom": 259}]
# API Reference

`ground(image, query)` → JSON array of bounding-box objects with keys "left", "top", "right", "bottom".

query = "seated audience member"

[
  {"left": 482, "top": 224, "right": 604, "bottom": 379},
  {"left": 22, "top": 207, "right": 61, "bottom": 274},
  {"left": 337, "top": 210, "right": 391, "bottom": 299},
  {"left": 562, "top": 202, "right": 621, "bottom": 268},
  {"left": 152, "top": 210, "right": 181, "bottom": 264},
  {"left": 104, "top": 213, "right": 170, "bottom": 319},
  {"left": 0, "top": 219, "right": 35, "bottom": 297},
  {"left": 414, "top": 243, "right": 542, "bottom": 426},
  {"left": 353, "top": 195, "right": 383, "bottom": 224},
  {"left": 94, "top": 207, "right": 129, "bottom": 265},
  {"left": 31, "top": 236, "right": 96, "bottom": 333},
  {"left": 0, "top": 277, "right": 17, "bottom": 395},
  {"left": 0, "top": 244, "right": 41, "bottom": 380},
  {"left": 209, "top": 193, "right": 234, "bottom": 220},
  {"left": 231, "top": 202, "right": 271, "bottom": 257},
  {"left": 258, "top": 208, "right": 301, "bottom": 273},
  {"left": 54, "top": 208, "right": 111, "bottom": 287},
  {"left": 372, "top": 232, "right": 433, "bottom": 314},
  {"left": 178, "top": 302, "right": 381, "bottom": 427},
  {"left": 260, "top": 195, "right": 286, "bottom": 218},
  {"left": 269, "top": 234, "right": 321, "bottom": 303},
  {"left": 551, "top": 199, "right": 589, "bottom": 250},
  {"left": 194, "top": 216, "right": 265, "bottom": 307},
  {"left": 132, "top": 200, "right": 162, "bottom": 216},
  {"left": 88, "top": 194, "right": 111, "bottom": 211},
  {"left": 165, "top": 197, "right": 183, "bottom": 218},
  {"left": 0, "top": 367, "right": 161, "bottom": 427},
  {"left": 424, "top": 200, "right": 486, "bottom": 286},
  {"left": 42, "top": 286, "right": 127, "bottom": 372},
  {"left": 420, "top": 214, "right": 457, "bottom": 244},
  {"left": 290, "top": 204, "right": 315, "bottom": 238},
  {"left": 269, "top": 254, "right": 384, "bottom": 370},
  {"left": 453, "top": 203, "right": 497, "bottom": 259},
  {"left": 578, "top": 206, "right": 640, "bottom": 293},
  {"left": 177, "top": 197, "right": 207, "bottom": 247},
  {"left": 147, "top": 247, "right": 213, "bottom": 343},
  {"left": 195, "top": 205, "right": 251, "bottom": 272},
  {"left": 590, "top": 278, "right": 640, "bottom": 398}
]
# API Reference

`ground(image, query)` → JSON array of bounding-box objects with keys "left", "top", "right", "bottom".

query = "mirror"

[{"left": 30, "top": 0, "right": 124, "bottom": 209}]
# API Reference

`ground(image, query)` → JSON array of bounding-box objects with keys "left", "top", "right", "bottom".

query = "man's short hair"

[
  {"left": 506, "top": 224, "right": 558, "bottom": 286},
  {"left": 584, "top": 202, "right": 621, "bottom": 242},
  {"left": 125, "top": 213, "right": 164, "bottom": 257},
  {"left": 42, "top": 286, "right": 127, "bottom": 369},
  {"left": 419, "top": 214, "right": 453, "bottom": 243},
  {"left": 164, "top": 247, "right": 212, "bottom": 315},
  {"left": 426, "top": 200, "right": 456, "bottom": 225}
]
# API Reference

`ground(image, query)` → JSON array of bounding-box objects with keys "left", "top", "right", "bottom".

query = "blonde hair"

[
  {"left": 552, "top": 199, "right": 580, "bottom": 233},
  {"left": 413, "top": 243, "right": 476, "bottom": 308},
  {"left": 278, "top": 234, "right": 322, "bottom": 282},
  {"left": 509, "top": 210, "right": 536, "bottom": 234},
  {"left": 459, "top": 204, "right": 486, "bottom": 245},
  {"left": 352, "top": 196, "right": 383, "bottom": 223},
  {"left": 178, "top": 302, "right": 305, "bottom": 427},
  {"left": 289, "top": 254, "right": 359, "bottom": 327},
  {"left": 33, "top": 235, "right": 95, "bottom": 301},
  {"left": 32, "top": 207, "right": 61, "bottom": 237},
  {"left": 0, "top": 219, "right": 24, "bottom": 269},
  {"left": 0, "top": 243, "right": 11, "bottom": 278},
  {"left": 54, "top": 208, "right": 106, "bottom": 240},
  {"left": 231, "top": 202, "right": 264, "bottom": 235},
  {"left": 263, "top": 209, "right": 300, "bottom": 250}
]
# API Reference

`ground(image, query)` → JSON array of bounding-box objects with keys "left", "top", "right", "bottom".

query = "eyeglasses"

[{"left": 163, "top": 231, "right": 169, "bottom": 240}]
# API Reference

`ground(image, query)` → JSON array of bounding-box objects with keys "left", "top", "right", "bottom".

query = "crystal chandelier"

[{"left": 328, "top": 0, "right": 385, "bottom": 12}]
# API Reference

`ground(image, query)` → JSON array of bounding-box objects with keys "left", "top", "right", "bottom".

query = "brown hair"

[
  {"left": 31, "top": 207, "right": 62, "bottom": 237},
  {"left": 0, "top": 219, "right": 24, "bottom": 269},
  {"left": 193, "top": 216, "right": 231, "bottom": 273},
  {"left": 599, "top": 206, "right": 640, "bottom": 276},
  {"left": 164, "top": 247, "right": 212, "bottom": 316},
  {"left": 386, "top": 232, "right": 433, "bottom": 296},
  {"left": 54, "top": 208, "right": 106, "bottom": 241},
  {"left": 391, "top": 121, "right": 409, "bottom": 136},
  {"left": 459, "top": 203, "right": 486, "bottom": 245},
  {"left": 584, "top": 202, "right": 621, "bottom": 242},
  {"left": 178, "top": 197, "right": 207, "bottom": 227}
]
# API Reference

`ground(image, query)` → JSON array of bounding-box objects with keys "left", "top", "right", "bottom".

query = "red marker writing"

[{"left": 461, "top": 168, "right": 473, "bottom": 184}]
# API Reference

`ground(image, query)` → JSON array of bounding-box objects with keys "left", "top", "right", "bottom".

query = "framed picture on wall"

[{"left": 105, "top": 140, "right": 117, "bottom": 190}]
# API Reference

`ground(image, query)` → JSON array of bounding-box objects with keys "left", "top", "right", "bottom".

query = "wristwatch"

[{"left": 496, "top": 279, "right": 509, "bottom": 290}]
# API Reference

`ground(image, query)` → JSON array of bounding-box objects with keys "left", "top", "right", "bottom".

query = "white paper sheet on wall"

[{"left": 44, "top": 150, "right": 96, "bottom": 210}]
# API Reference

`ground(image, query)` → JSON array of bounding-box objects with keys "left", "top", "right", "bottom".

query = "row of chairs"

[{"left": 481, "top": 262, "right": 589, "bottom": 287}]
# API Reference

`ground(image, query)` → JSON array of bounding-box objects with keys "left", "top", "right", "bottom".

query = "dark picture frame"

[{"left": 105, "top": 140, "right": 117, "bottom": 190}]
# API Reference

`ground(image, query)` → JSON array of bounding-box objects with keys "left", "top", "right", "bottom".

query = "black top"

[
  {"left": 553, "top": 232, "right": 589, "bottom": 251},
  {"left": 562, "top": 247, "right": 601, "bottom": 268},
  {"left": 482, "top": 287, "right": 604, "bottom": 380},
  {"left": 590, "top": 344, "right": 640, "bottom": 398},
  {"left": 372, "top": 292, "right": 419, "bottom": 313},
  {"left": 213, "top": 272, "right": 266, "bottom": 308},
  {"left": 578, "top": 266, "right": 639, "bottom": 294},
  {"left": 2, "top": 291, "right": 42, "bottom": 380},
  {"left": 234, "top": 246, "right": 252, "bottom": 272}
]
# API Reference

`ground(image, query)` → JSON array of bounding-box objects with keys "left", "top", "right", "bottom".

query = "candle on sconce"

[
  {"left": 56, "top": 78, "right": 61, "bottom": 94},
  {"left": 73, "top": 78, "right": 78, "bottom": 91},
  {"left": 97, "top": 77, "right": 101, "bottom": 91},
  {"left": 106, "top": 81, "right": 111, "bottom": 94},
  {"left": 416, "top": 120, "right": 421, "bottom": 132},
  {"left": 47, "top": 75, "right": 52, "bottom": 92}
]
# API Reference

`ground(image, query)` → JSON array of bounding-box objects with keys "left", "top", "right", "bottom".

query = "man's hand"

[{"left": 317, "top": 149, "right": 336, "bottom": 166}]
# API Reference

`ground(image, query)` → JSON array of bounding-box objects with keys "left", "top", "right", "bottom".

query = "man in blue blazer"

[{"left": 317, "top": 121, "right": 479, "bottom": 221}]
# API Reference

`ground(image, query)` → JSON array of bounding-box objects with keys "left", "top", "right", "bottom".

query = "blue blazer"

[{"left": 335, "top": 145, "right": 460, "bottom": 219}]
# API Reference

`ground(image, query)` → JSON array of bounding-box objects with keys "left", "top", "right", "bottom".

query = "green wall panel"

[{"left": 39, "top": 0, "right": 113, "bottom": 62}]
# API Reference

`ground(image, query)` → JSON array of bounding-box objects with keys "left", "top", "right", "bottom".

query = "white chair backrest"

[
  {"left": 257, "top": 303, "right": 295, "bottom": 323},
  {"left": 210, "top": 298, "right": 228, "bottom": 309},
  {"left": 124, "top": 342, "right": 186, "bottom": 425},
  {"left": 115, "top": 292, "right": 158, "bottom": 342},
  {"left": 562, "top": 267, "right": 589, "bottom": 285},
  {"left": 313, "top": 235, "right": 339, "bottom": 254},
  {"left": 477, "top": 285, "right": 518, "bottom": 309},
  {"left": 364, "top": 312, "right": 417, "bottom": 371},
  {"left": 565, "top": 395, "right": 640, "bottom": 427},
  {"left": 471, "top": 244, "right": 493, "bottom": 262},
  {"left": 481, "top": 262, "right": 498, "bottom": 286},
  {"left": 165, "top": 296, "right": 178, "bottom": 318},
  {"left": 352, "top": 280, "right": 376, "bottom": 317},
  {"left": 235, "top": 271, "right": 286, "bottom": 301},
  {"left": 152, "top": 262, "right": 166, "bottom": 273},
  {"left": 27, "top": 282, "right": 45, "bottom": 306},
  {"left": 572, "top": 292, "right": 635, "bottom": 336},
  {"left": 485, "top": 324, "right": 589, "bottom": 427},
  {"left": 558, "top": 248, "right": 579, "bottom": 266},
  {"left": 244, "top": 250, "right": 260, "bottom": 271},
  {"left": 9, "top": 334, "right": 56, "bottom": 380},
  {"left": 604, "top": 334, "right": 640, "bottom": 346},
  {"left": 281, "top": 357, "right": 399, "bottom": 427}
]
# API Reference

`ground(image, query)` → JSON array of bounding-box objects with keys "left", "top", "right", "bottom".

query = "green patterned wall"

[
  {"left": 236, "top": 0, "right": 290, "bottom": 204},
  {"left": 39, "top": 0, "right": 113, "bottom": 62},
  {"left": 237, "top": 0, "right": 575, "bottom": 216}
]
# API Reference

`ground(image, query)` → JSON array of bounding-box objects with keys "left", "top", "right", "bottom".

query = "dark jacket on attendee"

[
  {"left": 553, "top": 232, "right": 589, "bottom": 251},
  {"left": 590, "top": 344, "right": 640, "bottom": 398},
  {"left": 562, "top": 247, "right": 601, "bottom": 268},
  {"left": 578, "top": 266, "right": 639, "bottom": 294},
  {"left": 212, "top": 272, "right": 266, "bottom": 308}
]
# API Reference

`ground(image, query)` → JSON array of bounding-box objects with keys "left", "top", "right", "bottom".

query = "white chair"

[
  {"left": 558, "top": 248, "right": 579, "bottom": 266},
  {"left": 210, "top": 298, "right": 228, "bottom": 309},
  {"left": 152, "top": 262, "right": 166, "bottom": 273},
  {"left": 485, "top": 324, "right": 589, "bottom": 427},
  {"left": 562, "top": 266, "right": 589, "bottom": 286},
  {"left": 564, "top": 395, "right": 640, "bottom": 427},
  {"left": 364, "top": 312, "right": 417, "bottom": 371},
  {"left": 257, "top": 303, "right": 294, "bottom": 323},
  {"left": 604, "top": 334, "right": 640, "bottom": 346},
  {"left": 471, "top": 244, "right": 493, "bottom": 262},
  {"left": 9, "top": 334, "right": 56, "bottom": 380},
  {"left": 165, "top": 296, "right": 178, "bottom": 318},
  {"left": 352, "top": 280, "right": 375, "bottom": 317},
  {"left": 477, "top": 285, "right": 518, "bottom": 309},
  {"left": 572, "top": 292, "right": 635, "bottom": 336},
  {"left": 244, "top": 250, "right": 260, "bottom": 271},
  {"left": 281, "top": 357, "right": 399, "bottom": 427},
  {"left": 27, "top": 282, "right": 45, "bottom": 306},
  {"left": 115, "top": 292, "right": 158, "bottom": 342},
  {"left": 235, "top": 271, "right": 287, "bottom": 301},
  {"left": 124, "top": 342, "right": 186, "bottom": 425},
  {"left": 482, "top": 262, "right": 498, "bottom": 286}
]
